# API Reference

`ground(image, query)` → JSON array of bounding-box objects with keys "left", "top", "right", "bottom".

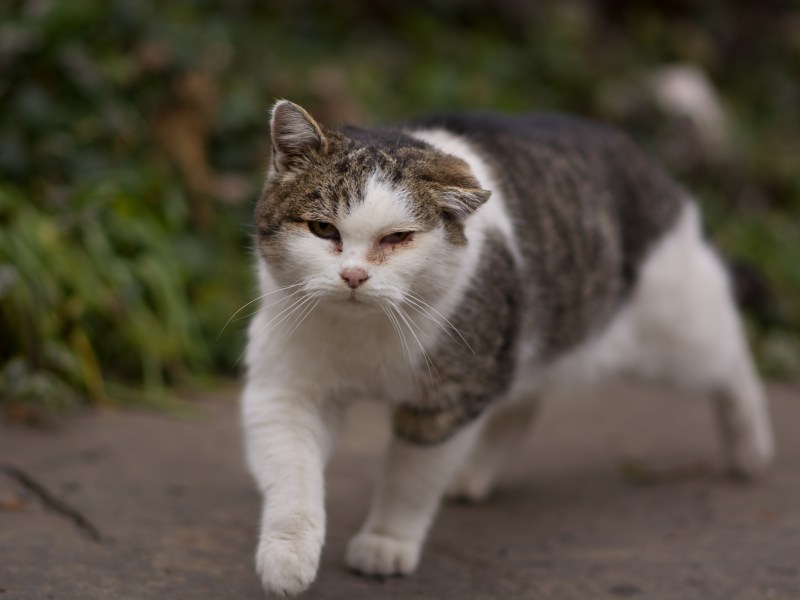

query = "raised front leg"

[
  {"left": 242, "top": 385, "right": 342, "bottom": 596},
  {"left": 345, "top": 419, "right": 482, "bottom": 576}
]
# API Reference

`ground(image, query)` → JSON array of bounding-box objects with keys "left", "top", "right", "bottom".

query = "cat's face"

[{"left": 255, "top": 101, "right": 490, "bottom": 313}]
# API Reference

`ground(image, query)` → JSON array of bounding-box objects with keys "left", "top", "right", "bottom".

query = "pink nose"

[{"left": 340, "top": 266, "right": 369, "bottom": 289}]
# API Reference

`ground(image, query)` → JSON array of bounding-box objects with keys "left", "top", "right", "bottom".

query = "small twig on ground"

[{"left": 1, "top": 464, "right": 103, "bottom": 542}]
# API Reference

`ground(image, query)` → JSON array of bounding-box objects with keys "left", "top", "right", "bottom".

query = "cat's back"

[
  {"left": 410, "top": 111, "right": 687, "bottom": 357},
  {"left": 409, "top": 110, "right": 682, "bottom": 209}
]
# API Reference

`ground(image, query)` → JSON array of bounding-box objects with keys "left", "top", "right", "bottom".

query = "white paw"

[
  {"left": 255, "top": 530, "right": 322, "bottom": 597},
  {"left": 445, "top": 466, "right": 494, "bottom": 503},
  {"left": 729, "top": 429, "right": 775, "bottom": 480},
  {"left": 345, "top": 531, "right": 421, "bottom": 576}
]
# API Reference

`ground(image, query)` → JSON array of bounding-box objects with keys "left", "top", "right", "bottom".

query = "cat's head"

[{"left": 255, "top": 100, "right": 490, "bottom": 312}]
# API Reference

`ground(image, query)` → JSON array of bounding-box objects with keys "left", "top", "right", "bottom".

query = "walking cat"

[{"left": 241, "top": 100, "right": 774, "bottom": 596}]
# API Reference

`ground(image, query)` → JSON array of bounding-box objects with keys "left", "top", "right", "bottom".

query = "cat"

[{"left": 241, "top": 100, "right": 774, "bottom": 596}]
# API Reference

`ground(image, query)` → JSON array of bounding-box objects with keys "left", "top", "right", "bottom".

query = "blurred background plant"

[{"left": 1, "top": 0, "right": 798, "bottom": 414}]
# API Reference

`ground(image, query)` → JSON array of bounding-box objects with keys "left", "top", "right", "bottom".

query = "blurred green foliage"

[{"left": 1, "top": 0, "right": 798, "bottom": 410}]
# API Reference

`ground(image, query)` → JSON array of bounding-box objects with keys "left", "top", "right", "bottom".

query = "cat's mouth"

[
  {"left": 346, "top": 290, "right": 367, "bottom": 304},
  {"left": 320, "top": 286, "right": 395, "bottom": 311},
  {"left": 329, "top": 288, "right": 382, "bottom": 309}
]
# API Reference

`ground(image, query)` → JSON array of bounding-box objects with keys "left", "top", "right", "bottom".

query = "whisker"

[
  {"left": 382, "top": 303, "right": 416, "bottom": 384},
  {"left": 235, "top": 293, "right": 312, "bottom": 365},
  {"left": 281, "top": 294, "right": 322, "bottom": 342},
  {"left": 251, "top": 294, "right": 309, "bottom": 339},
  {"left": 392, "top": 303, "right": 439, "bottom": 386},
  {"left": 232, "top": 285, "right": 312, "bottom": 325},
  {"left": 255, "top": 286, "right": 307, "bottom": 313},
  {"left": 404, "top": 291, "right": 475, "bottom": 355},
  {"left": 218, "top": 281, "right": 306, "bottom": 339},
  {"left": 383, "top": 304, "right": 411, "bottom": 365},
  {"left": 403, "top": 298, "right": 461, "bottom": 349},
  {"left": 265, "top": 294, "right": 318, "bottom": 341}
]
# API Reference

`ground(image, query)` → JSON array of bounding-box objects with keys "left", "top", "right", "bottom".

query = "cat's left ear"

[
  {"left": 269, "top": 100, "right": 327, "bottom": 173},
  {"left": 436, "top": 185, "right": 492, "bottom": 218},
  {"left": 428, "top": 155, "right": 491, "bottom": 218}
]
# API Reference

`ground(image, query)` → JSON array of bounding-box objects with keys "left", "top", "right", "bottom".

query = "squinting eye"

[
  {"left": 380, "top": 231, "right": 413, "bottom": 245},
  {"left": 307, "top": 221, "right": 340, "bottom": 240}
]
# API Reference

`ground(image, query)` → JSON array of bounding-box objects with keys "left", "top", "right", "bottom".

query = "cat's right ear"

[{"left": 269, "top": 100, "right": 327, "bottom": 173}]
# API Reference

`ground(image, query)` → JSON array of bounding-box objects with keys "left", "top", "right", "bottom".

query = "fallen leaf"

[{"left": 0, "top": 494, "right": 23, "bottom": 510}]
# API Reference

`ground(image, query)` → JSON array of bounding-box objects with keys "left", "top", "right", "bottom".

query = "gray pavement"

[{"left": 1, "top": 381, "right": 799, "bottom": 600}]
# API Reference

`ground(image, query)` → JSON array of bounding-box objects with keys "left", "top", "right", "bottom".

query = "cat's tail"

[{"left": 727, "top": 257, "right": 776, "bottom": 326}]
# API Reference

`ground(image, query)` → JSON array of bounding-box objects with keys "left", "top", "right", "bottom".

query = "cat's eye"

[
  {"left": 380, "top": 231, "right": 413, "bottom": 245},
  {"left": 307, "top": 221, "right": 340, "bottom": 240}
]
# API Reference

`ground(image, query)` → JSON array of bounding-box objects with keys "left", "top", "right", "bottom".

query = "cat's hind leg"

[
  {"left": 628, "top": 202, "right": 775, "bottom": 477},
  {"left": 713, "top": 352, "right": 774, "bottom": 477},
  {"left": 445, "top": 398, "right": 539, "bottom": 502}
]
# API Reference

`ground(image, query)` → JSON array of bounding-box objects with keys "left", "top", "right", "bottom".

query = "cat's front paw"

[
  {"left": 255, "top": 531, "right": 322, "bottom": 597},
  {"left": 345, "top": 531, "right": 421, "bottom": 576}
]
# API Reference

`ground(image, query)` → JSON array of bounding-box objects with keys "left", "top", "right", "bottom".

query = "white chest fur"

[{"left": 245, "top": 296, "right": 426, "bottom": 404}]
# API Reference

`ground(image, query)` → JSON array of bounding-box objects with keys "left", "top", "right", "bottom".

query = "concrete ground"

[{"left": 1, "top": 381, "right": 799, "bottom": 600}]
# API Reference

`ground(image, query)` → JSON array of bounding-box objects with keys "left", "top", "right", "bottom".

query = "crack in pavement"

[{"left": 1, "top": 464, "right": 103, "bottom": 542}]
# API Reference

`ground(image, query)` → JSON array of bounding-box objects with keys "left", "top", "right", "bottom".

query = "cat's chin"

[{"left": 319, "top": 293, "right": 387, "bottom": 317}]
